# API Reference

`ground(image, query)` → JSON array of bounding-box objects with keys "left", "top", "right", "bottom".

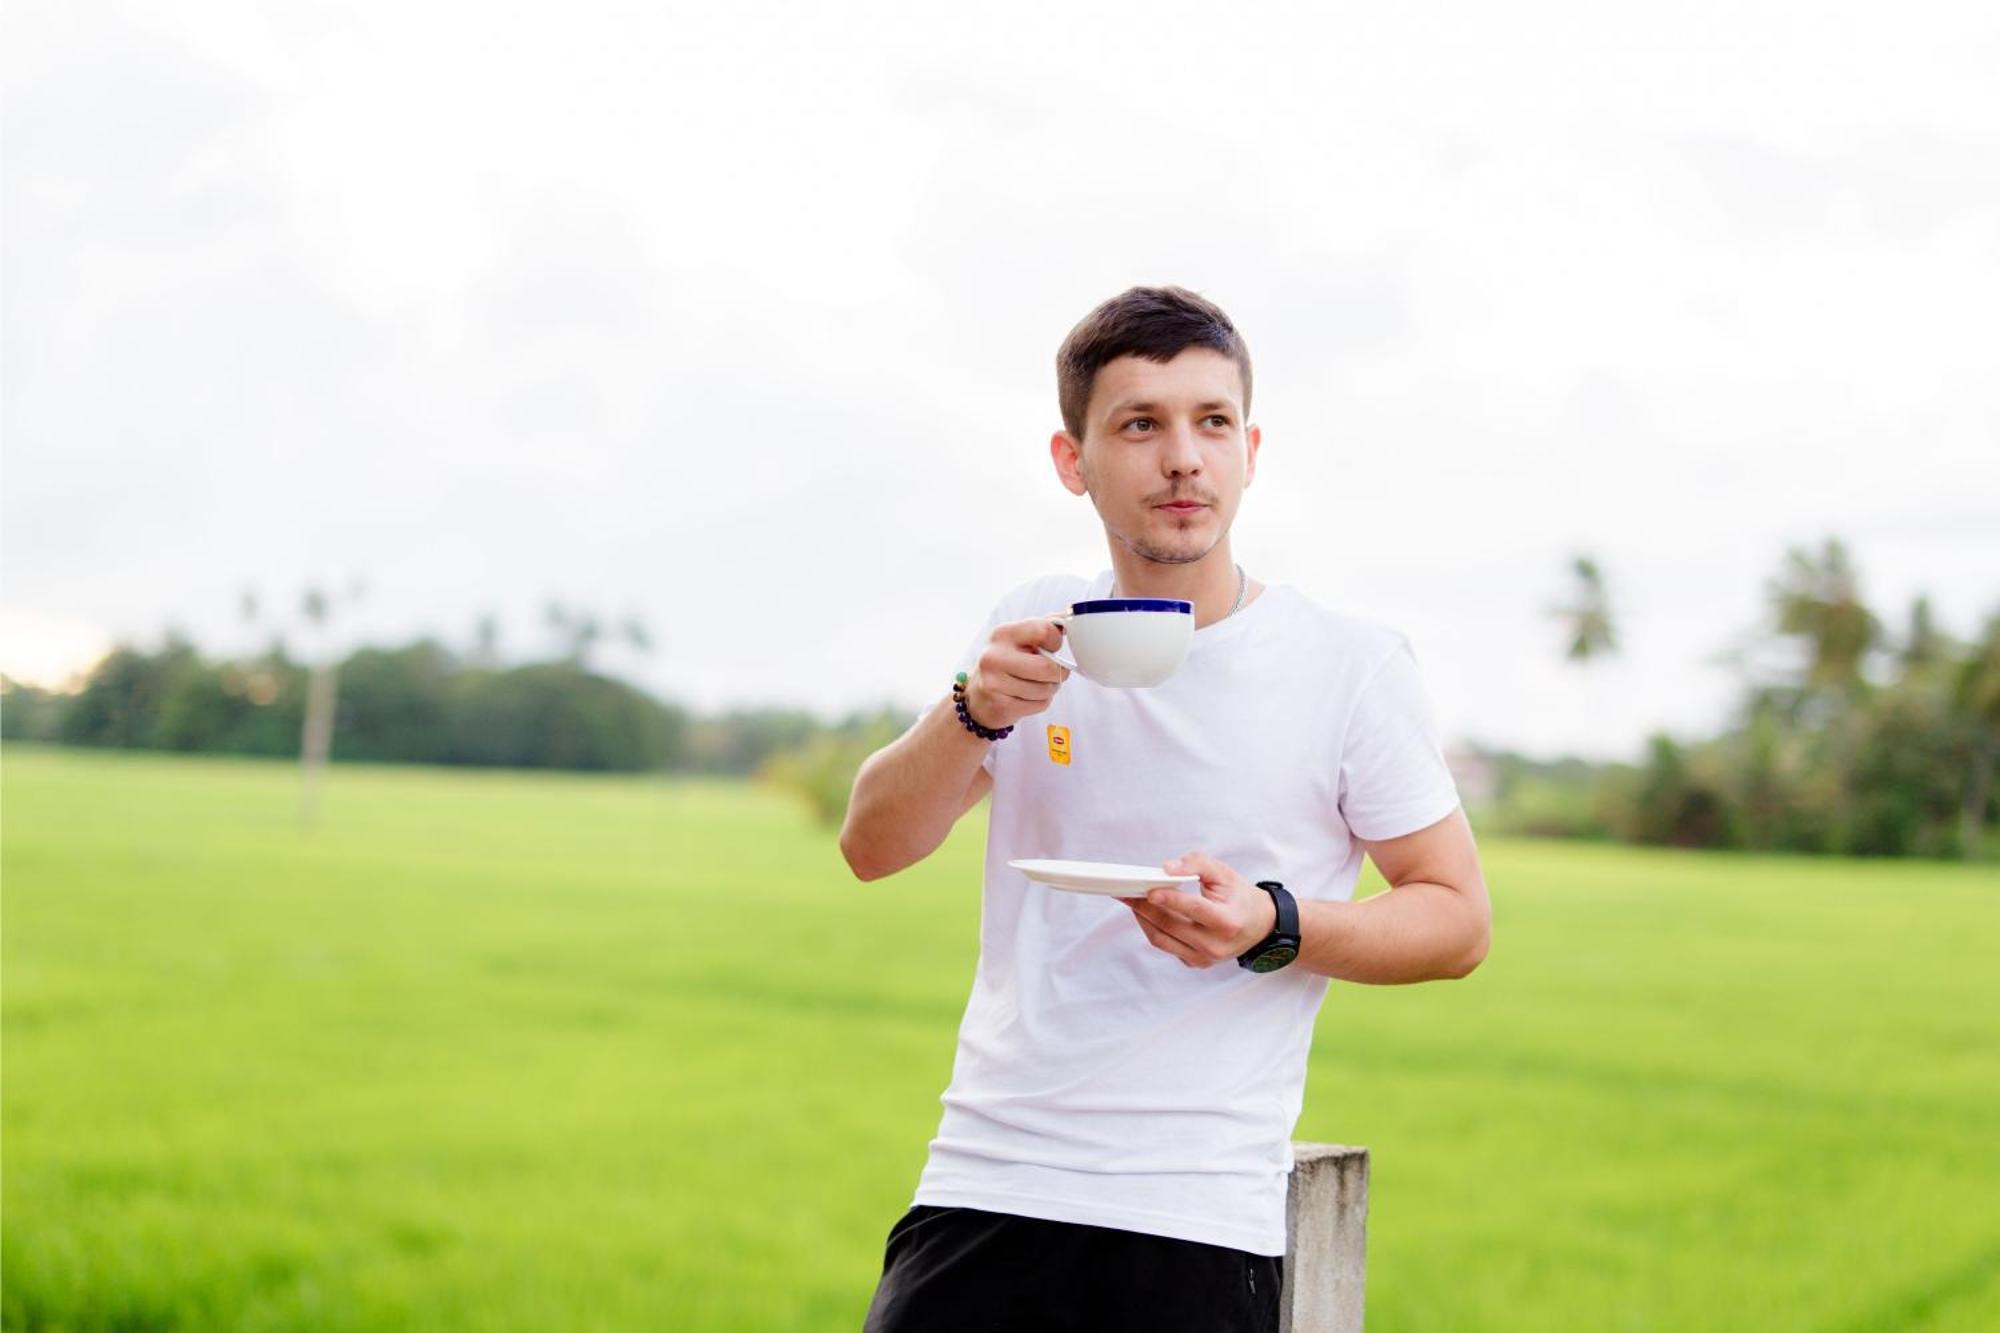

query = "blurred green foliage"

[
  {"left": 758, "top": 708, "right": 911, "bottom": 826},
  {"left": 2, "top": 637, "right": 694, "bottom": 774},
  {"left": 1480, "top": 539, "right": 1999, "bottom": 860},
  {"left": 0, "top": 634, "right": 905, "bottom": 785}
]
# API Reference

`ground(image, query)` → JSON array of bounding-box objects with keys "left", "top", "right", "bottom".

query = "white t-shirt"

[{"left": 910, "top": 570, "right": 1463, "bottom": 1256}]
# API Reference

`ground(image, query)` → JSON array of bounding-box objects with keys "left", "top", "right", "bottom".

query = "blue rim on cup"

[{"left": 1069, "top": 598, "right": 1194, "bottom": 615}]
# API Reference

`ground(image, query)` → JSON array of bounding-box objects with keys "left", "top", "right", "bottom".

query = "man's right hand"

[{"left": 962, "top": 616, "right": 1071, "bottom": 731}]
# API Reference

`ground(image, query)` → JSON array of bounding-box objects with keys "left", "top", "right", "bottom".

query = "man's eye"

[
  {"left": 1125, "top": 418, "right": 1154, "bottom": 432},
  {"left": 1205, "top": 415, "right": 1230, "bottom": 428}
]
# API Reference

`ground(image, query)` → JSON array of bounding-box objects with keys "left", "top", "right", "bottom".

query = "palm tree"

[
  {"left": 1767, "top": 538, "right": 1880, "bottom": 697},
  {"left": 1896, "top": 594, "right": 1953, "bottom": 684},
  {"left": 472, "top": 612, "right": 502, "bottom": 668},
  {"left": 298, "top": 578, "right": 365, "bottom": 828},
  {"left": 1553, "top": 555, "right": 1618, "bottom": 663},
  {"left": 544, "top": 599, "right": 602, "bottom": 667}
]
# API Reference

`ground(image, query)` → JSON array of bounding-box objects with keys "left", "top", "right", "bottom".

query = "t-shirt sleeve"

[{"left": 1337, "top": 636, "right": 1462, "bottom": 841}]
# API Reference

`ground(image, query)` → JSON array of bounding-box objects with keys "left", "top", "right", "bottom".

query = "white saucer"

[{"left": 1007, "top": 859, "right": 1200, "bottom": 897}]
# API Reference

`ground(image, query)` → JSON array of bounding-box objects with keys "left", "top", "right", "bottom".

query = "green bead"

[{"left": 954, "top": 671, "right": 968, "bottom": 686}]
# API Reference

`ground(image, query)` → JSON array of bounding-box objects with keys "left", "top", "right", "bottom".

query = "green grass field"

[{"left": 3, "top": 745, "right": 1997, "bottom": 1331}]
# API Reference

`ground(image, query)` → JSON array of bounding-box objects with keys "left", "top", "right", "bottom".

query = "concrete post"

[{"left": 1282, "top": 1142, "right": 1369, "bottom": 1332}]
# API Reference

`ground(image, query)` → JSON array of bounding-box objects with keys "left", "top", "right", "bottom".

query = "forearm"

[
  {"left": 1294, "top": 881, "right": 1490, "bottom": 984},
  {"left": 839, "top": 693, "right": 989, "bottom": 881}
]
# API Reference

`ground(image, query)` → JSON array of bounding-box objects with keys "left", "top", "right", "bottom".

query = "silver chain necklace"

[
  {"left": 1111, "top": 563, "right": 1247, "bottom": 620},
  {"left": 1225, "top": 562, "right": 1248, "bottom": 618}
]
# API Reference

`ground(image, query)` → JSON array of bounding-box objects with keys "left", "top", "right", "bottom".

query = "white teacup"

[{"left": 1039, "top": 598, "right": 1194, "bottom": 687}]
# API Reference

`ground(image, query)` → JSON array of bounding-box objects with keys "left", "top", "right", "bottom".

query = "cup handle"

[{"left": 1037, "top": 613, "right": 1079, "bottom": 674}]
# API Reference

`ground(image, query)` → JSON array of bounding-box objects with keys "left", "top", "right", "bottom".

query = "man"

[{"left": 842, "top": 285, "right": 1491, "bottom": 1332}]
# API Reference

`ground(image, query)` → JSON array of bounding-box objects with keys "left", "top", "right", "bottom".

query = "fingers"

[
  {"left": 1000, "top": 651, "right": 1067, "bottom": 686},
  {"left": 1123, "top": 900, "right": 1215, "bottom": 968},
  {"left": 1164, "top": 851, "right": 1230, "bottom": 882},
  {"left": 966, "top": 618, "right": 1072, "bottom": 728},
  {"left": 1146, "top": 886, "right": 1231, "bottom": 933},
  {"left": 997, "top": 615, "right": 1067, "bottom": 653},
  {"left": 1128, "top": 898, "right": 1242, "bottom": 965},
  {"left": 983, "top": 673, "right": 1061, "bottom": 704},
  {"left": 983, "top": 629, "right": 1067, "bottom": 685}
]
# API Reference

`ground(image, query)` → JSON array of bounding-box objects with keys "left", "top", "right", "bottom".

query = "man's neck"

[{"left": 1105, "top": 545, "right": 1249, "bottom": 629}]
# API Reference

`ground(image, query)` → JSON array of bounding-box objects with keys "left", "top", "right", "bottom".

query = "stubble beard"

[
  {"left": 1104, "top": 499, "right": 1228, "bottom": 567},
  {"left": 1116, "top": 528, "right": 1221, "bottom": 566},
  {"left": 1080, "top": 460, "right": 1230, "bottom": 569}
]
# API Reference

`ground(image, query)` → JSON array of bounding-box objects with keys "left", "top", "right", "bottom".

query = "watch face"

[{"left": 1250, "top": 945, "right": 1299, "bottom": 974}]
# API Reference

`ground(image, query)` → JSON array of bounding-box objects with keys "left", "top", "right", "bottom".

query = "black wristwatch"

[{"left": 1237, "top": 881, "right": 1301, "bottom": 973}]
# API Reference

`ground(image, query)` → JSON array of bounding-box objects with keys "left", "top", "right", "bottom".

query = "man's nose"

[{"left": 1160, "top": 423, "right": 1202, "bottom": 476}]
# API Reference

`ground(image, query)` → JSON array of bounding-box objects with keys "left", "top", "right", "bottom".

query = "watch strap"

[
  {"left": 1238, "top": 880, "right": 1301, "bottom": 971},
  {"left": 1255, "top": 880, "right": 1299, "bottom": 940}
]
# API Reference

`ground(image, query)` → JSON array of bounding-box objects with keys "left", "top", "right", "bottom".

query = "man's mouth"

[{"left": 1156, "top": 501, "right": 1207, "bottom": 517}]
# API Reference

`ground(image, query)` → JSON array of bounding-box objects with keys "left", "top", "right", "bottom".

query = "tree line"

[
  {"left": 0, "top": 634, "right": 903, "bottom": 779},
  {"left": 4, "top": 540, "right": 1993, "bottom": 858},
  {"left": 1508, "top": 539, "right": 1998, "bottom": 860}
]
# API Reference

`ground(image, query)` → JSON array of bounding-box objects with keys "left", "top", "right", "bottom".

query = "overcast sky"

[{"left": 4, "top": 1, "right": 1997, "bottom": 759}]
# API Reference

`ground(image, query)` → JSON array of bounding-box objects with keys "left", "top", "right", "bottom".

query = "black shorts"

[{"left": 861, "top": 1204, "right": 1283, "bottom": 1333}]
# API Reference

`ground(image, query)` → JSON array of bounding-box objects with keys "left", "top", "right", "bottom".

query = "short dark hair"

[{"left": 1055, "top": 286, "right": 1252, "bottom": 439}]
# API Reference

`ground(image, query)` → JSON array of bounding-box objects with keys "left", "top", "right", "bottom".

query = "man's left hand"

[{"left": 1121, "top": 852, "right": 1277, "bottom": 968}]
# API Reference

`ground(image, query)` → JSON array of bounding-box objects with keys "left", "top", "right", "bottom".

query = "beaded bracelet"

[{"left": 952, "top": 671, "right": 1013, "bottom": 742}]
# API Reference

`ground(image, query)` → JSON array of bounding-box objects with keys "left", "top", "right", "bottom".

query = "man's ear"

[
  {"left": 1051, "top": 431, "right": 1090, "bottom": 497},
  {"left": 1243, "top": 424, "right": 1262, "bottom": 489}
]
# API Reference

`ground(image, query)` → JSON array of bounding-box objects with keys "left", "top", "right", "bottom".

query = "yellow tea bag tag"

[{"left": 1046, "top": 724, "right": 1071, "bottom": 766}]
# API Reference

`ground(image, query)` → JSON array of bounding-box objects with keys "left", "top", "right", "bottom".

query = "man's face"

[{"left": 1052, "top": 347, "right": 1260, "bottom": 567}]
